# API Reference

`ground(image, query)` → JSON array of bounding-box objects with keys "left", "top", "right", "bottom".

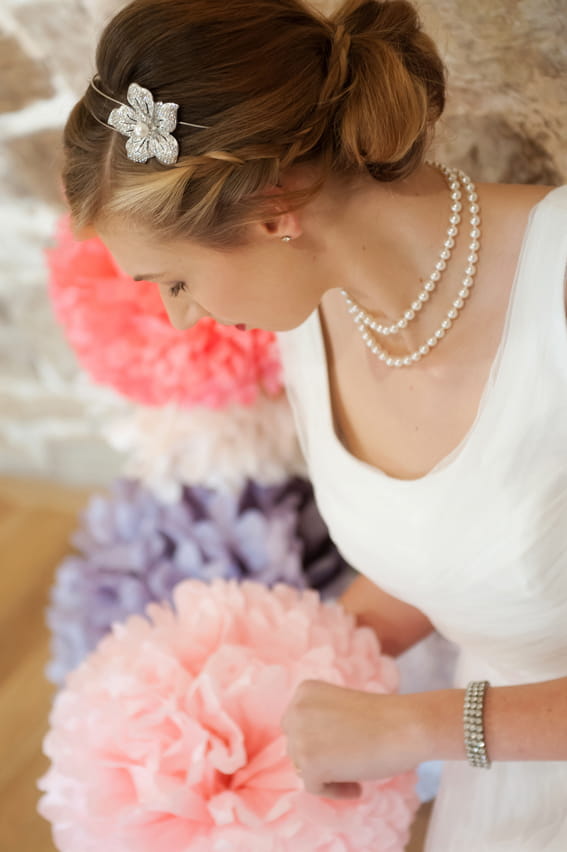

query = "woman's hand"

[{"left": 279, "top": 678, "right": 426, "bottom": 799}]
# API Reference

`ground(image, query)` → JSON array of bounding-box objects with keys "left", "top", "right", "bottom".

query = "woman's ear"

[
  {"left": 256, "top": 162, "right": 318, "bottom": 241},
  {"left": 260, "top": 208, "right": 302, "bottom": 239}
]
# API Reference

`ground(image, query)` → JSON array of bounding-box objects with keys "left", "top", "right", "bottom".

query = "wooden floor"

[{"left": 0, "top": 475, "right": 432, "bottom": 851}]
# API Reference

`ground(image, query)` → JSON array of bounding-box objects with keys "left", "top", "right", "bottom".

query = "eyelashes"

[{"left": 168, "top": 281, "right": 188, "bottom": 298}]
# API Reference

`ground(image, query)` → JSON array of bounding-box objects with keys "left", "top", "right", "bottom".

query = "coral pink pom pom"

[
  {"left": 38, "top": 579, "right": 419, "bottom": 852},
  {"left": 46, "top": 217, "right": 283, "bottom": 408}
]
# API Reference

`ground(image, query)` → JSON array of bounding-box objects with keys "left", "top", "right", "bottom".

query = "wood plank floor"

[{"left": 0, "top": 475, "right": 432, "bottom": 851}]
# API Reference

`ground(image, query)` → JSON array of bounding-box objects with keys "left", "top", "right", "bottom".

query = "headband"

[
  {"left": 89, "top": 76, "right": 210, "bottom": 165},
  {"left": 89, "top": 24, "right": 350, "bottom": 167}
]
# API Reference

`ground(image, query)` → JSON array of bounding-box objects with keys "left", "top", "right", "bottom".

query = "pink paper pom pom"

[
  {"left": 38, "top": 579, "right": 419, "bottom": 852},
  {"left": 45, "top": 216, "right": 283, "bottom": 409}
]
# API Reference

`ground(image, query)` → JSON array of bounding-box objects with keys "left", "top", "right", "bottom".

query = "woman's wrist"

[{"left": 405, "top": 688, "right": 468, "bottom": 763}]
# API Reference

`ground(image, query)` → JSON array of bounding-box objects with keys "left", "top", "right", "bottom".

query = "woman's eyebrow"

[{"left": 132, "top": 273, "right": 164, "bottom": 281}]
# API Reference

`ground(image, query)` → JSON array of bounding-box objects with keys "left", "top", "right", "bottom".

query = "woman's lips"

[{"left": 214, "top": 318, "right": 247, "bottom": 330}]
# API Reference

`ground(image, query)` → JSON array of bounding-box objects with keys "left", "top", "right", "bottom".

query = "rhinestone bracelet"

[{"left": 464, "top": 680, "right": 492, "bottom": 768}]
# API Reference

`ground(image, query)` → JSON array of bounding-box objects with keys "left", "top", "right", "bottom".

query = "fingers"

[{"left": 300, "top": 775, "right": 363, "bottom": 799}]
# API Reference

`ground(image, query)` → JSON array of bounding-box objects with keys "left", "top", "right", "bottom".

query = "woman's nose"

[{"left": 162, "top": 298, "right": 209, "bottom": 331}]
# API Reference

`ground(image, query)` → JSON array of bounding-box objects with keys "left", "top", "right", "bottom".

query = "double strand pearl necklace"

[{"left": 340, "top": 162, "right": 481, "bottom": 368}]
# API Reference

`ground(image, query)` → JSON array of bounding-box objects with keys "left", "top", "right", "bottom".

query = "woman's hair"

[{"left": 64, "top": 0, "right": 446, "bottom": 248}]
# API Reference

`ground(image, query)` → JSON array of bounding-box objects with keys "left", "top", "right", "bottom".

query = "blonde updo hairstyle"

[{"left": 64, "top": 0, "right": 446, "bottom": 248}]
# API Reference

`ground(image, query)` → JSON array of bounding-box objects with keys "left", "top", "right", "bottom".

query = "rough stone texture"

[
  {"left": 13, "top": 0, "right": 97, "bottom": 94},
  {"left": 421, "top": 0, "right": 567, "bottom": 182},
  {"left": 0, "top": 0, "right": 566, "bottom": 486},
  {"left": 4, "top": 128, "right": 66, "bottom": 207},
  {"left": 0, "top": 32, "right": 55, "bottom": 113}
]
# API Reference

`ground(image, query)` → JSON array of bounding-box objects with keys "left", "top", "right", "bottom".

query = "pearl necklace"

[{"left": 340, "top": 162, "right": 481, "bottom": 368}]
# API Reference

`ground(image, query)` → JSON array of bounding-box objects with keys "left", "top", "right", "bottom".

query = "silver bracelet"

[{"left": 464, "top": 680, "right": 491, "bottom": 768}]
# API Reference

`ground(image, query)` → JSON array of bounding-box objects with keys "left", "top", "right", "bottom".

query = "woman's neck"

[{"left": 318, "top": 162, "right": 477, "bottom": 357}]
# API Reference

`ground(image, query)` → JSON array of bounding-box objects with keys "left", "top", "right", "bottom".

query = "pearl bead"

[
  {"left": 471, "top": 215, "right": 481, "bottom": 227},
  {"left": 411, "top": 352, "right": 421, "bottom": 362},
  {"left": 411, "top": 300, "right": 423, "bottom": 311},
  {"left": 462, "top": 276, "right": 473, "bottom": 288},
  {"left": 453, "top": 298, "right": 464, "bottom": 309},
  {"left": 133, "top": 121, "right": 150, "bottom": 137},
  {"left": 398, "top": 318, "right": 408, "bottom": 328},
  {"left": 448, "top": 308, "right": 458, "bottom": 320},
  {"left": 427, "top": 337, "right": 438, "bottom": 347},
  {"left": 469, "top": 203, "right": 479, "bottom": 214},
  {"left": 469, "top": 191, "right": 478, "bottom": 201},
  {"left": 382, "top": 327, "right": 390, "bottom": 335},
  {"left": 448, "top": 225, "right": 458, "bottom": 237},
  {"left": 465, "top": 264, "right": 476, "bottom": 276},
  {"left": 436, "top": 259, "right": 447, "bottom": 271},
  {"left": 459, "top": 287, "right": 470, "bottom": 299},
  {"left": 379, "top": 351, "right": 387, "bottom": 361},
  {"left": 450, "top": 213, "right": 461, "bottom": 225},
  {"left": 424, "top": 280, "right": 436, "bottom": 292},
  {"left": 418, "top": 292, "right": 429, "bottom": 302},
  {"left": 441, "top": 318, "right": 452, "bottom": 330},
  {"left": 372, "top": 344, "right": 379, "bottom": 354},
  {"left": 451, "top": 190, "right": 462, "bottom": 200},
  {"left": 451, "top": 202, "right": 462, "bottom": 213},
  {"left": 440, "top": 249, "right": 451, "bottom": 260},
  {"left": 468, "top": 252, "right": 478, "bottom": 264},
  {"left": 435, "top": 328, "right": 445, "bottom": 339},
  {"left": 405, "top": 310, "right": 415, "bottom": 321},
  {"left": 403, "top": 356, "right": 413, "bottom": 366},
  {"left": 470, "top": 240, "right": 480, "bottom": 251},
  {"left": 419, "top": 344, "right": 430, "bottom": 356},
  {"left": 471, "top": 228, "right": 480, "bottom": 238},
  {"left": 444, "top": 237, "right": 455, "bottom": 249},
  {"left": 386, "top": 357, "right": 395, "bottom": 366},
  {"left": 431, "top": 270, "right": 441, "bottom": 282}
]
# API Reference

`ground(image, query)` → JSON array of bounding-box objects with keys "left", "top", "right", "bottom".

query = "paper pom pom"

[
  {"left": 102, "top": 395, "right": 308, "bottom": 503},
  {"left": 38, "top": 578, "right": 419, "bottom": 852},
  {"left": 45, "top": 216, "right": 282, "bottom": 408},
  {"left": 45, "top": 477, "right": 353, "bottom": 686}
]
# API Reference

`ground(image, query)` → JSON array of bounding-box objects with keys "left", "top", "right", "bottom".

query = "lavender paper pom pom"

[{"left": 45, "top": 477, "right": 353, "bottom": 686}]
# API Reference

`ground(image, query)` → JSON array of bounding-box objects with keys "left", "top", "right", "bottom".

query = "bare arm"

[{"left": 337, "top": 573, "right": 435, "bottom": 658}]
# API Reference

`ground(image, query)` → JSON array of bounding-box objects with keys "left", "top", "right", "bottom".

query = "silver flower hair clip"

[{"left": 90, "top": 77, "right": 210, "bottom": 165}]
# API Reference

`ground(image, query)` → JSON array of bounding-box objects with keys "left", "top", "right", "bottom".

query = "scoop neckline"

[{"left": 309, "top": 186, "right": 560, "bottom": 488}]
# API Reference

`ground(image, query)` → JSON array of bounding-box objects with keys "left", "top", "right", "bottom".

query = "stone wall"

[
  {"left": 0, "top": 0, "right": 125, "bottom": 486},
  {"left": 0, "top": 0, "right": 565, "bottom": 486}
]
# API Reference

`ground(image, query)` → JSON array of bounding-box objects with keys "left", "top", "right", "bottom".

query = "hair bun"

[{"left": 326, "top": 0, "right": 446, "bottom": 181}]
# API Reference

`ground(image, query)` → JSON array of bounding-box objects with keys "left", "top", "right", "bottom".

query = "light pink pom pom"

[
  {"left": 38, "top": 579, "right": 419, "bottom": 851},
  {"left": 46, "top": 217, "right": 282, "bottom": 409}
]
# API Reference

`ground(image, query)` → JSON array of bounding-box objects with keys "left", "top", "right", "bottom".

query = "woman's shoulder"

[
  {"left": 480, "top": 178, "right": 560, "bottom": 200},
  {"left": 474, "top": 181, "right": 565, "bottom": 287},
  {"left": 479, "top": 180, "right": 566, "bottom": 224}
]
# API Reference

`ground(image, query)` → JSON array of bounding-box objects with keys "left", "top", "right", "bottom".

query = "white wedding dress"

[{"left": 276, "top": 185, "right": 567, "bottom": 850}]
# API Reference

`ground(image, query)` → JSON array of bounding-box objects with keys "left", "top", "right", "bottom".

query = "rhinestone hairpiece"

[{"left": 90, "top": 77, "right": 210, "bottom": 165}]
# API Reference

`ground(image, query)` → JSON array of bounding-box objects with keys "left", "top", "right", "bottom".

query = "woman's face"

[{"left": 96, "top": 212, "right": 326, "bottom": 334}]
